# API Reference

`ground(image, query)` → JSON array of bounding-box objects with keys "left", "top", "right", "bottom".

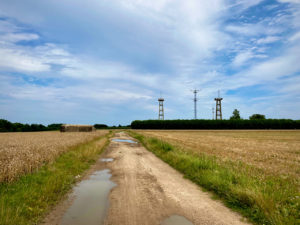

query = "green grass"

[
  {"left": 0, "top": 131, "right": 112, "bottom": 225},
  {"left": 128, "top": 131, "right": 300, "bottom": 225}
]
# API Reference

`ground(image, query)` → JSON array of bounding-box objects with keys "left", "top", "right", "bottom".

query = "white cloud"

[
  {"left": 232, "top": 50, "right": 268, "bottom": 67},
  {"left": 0, "top": 26, "right": 51, "bottom": 72},
  {"left": 257, "top": 36, "right": 280, "bottom": 44},
  {"left": 232, "top": 0, "right": 265, "bottom": 11},
  {"left": 224, "top": 43, "right": 300, "bottom": 92},
  {"left": 118, "top": 0, "right": 230, "bottom": 61},
  {"left": 277, "top": 0, "right": 300, "bottom": 4},
  {"left": 289, "top": 31, "right": 300, "bottom": 41},
  {"left": 0, "top": 33, "right": 39, "bottom": 43},
  {"left": 0, "top": 0, "right": 300, "bottom": 121},
  {"left": 246, "top": 47, "right": 300, "bottom": 80},
  {"left": 0, "top": 20, "right": 19, "bottom": 33},
  {"left": 0, "top": 74, "right": 153, "bottom": 105},
  {"left": 0, "top": 26, "right": 75, "bottom": 73},
  {"left": 232, "top": 51, "right": 254, "bottom": 67},
  {"left": 226, "top": 23, "right": 282, "bottom": 36},
  {"left": 0, "top": 47, "right": 50, "bottom": 72}
]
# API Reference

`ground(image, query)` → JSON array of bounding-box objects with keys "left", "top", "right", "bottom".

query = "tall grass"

[
  {"left": 0, "top": 131, "right": 112, "bottom": 225},
  {"left": 129, "top": 131, "right": 300, "bottom": 225}
]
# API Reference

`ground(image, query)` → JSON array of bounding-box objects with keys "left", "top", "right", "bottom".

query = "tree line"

[
  {"left": 131, "top": 119, "right": 300, "bottom": 129},
  {"left": 132, "top": 110, "right": 299, "bottom": 129},
  {"left": 0, "top": 119, "right": 62, "bottom": 132},
  {"left": 0, "top": 120, "right": 131, "bottom": 132}
]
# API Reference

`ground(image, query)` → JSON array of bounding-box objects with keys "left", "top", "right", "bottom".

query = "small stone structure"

[{"left": 60, "top": 124, "right": 96, "bottom": 132}]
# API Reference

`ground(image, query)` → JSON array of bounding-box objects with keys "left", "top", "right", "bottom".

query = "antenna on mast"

[{"left": 191, "top": 89, "right": 200, "bottom": 119}]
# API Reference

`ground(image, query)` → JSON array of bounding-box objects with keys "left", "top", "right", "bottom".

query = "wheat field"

[
  {"left": 0, "top": 131, "right": 108, "bottom": 182},
  {"left": 135, "top": 130, "right": 300, "bottom": 180}
]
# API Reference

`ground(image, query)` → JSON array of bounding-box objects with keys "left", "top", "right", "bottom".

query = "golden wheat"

[
  {"left": 136, "top": 130, "right": 300, "bottom": 179},
  {"left": 0, "top": 130, "right": 108, "bottom": 182}
]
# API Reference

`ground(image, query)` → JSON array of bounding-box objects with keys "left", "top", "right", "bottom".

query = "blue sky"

[{"left": 0, "top": 0, "right": 299, "bottom": 125}]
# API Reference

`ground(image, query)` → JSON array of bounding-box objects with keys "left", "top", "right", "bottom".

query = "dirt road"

[
  {"left": 103, "top": 132, "right": 249, "bottom": 225},
  {"left": 43, "top": 132, "right": 249, "bottom": 225}
]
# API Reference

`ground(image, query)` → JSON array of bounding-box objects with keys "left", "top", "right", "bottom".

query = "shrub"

[{"left": 250, "top": 114, "right": 266, "bottom": 120}]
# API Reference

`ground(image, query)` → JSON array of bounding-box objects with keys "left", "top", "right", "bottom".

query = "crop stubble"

[
  {"left": 0, "top": 131, "right": 108, "bottom": 182},
  {"left": 132, "top": 130, "right": 300, "bottom": 224},
  {"left": 135, "top": 130, "right": 300, "bottom": 182}
]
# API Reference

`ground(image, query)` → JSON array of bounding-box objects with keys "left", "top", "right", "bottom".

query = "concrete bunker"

[{"left": 60, "top": 124, "right": 96, "bottom": 132}]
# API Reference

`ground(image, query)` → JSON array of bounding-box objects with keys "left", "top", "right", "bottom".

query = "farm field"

[
  {"left": 0, "top": 130, "right": 110, "bottom": 225},
  {"left": 131, "top": 130, "right": 300, "bottom": 224},
  {"left": 0, "top": 130, "right": 108, "bottom": 183},
  {"left": 1, "top": 129, "right": 299, "bottom": 225},
  {"left": 134, "top": 130, "right": 300, "bottom": 180}
]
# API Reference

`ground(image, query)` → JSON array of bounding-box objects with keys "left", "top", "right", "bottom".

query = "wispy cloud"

[
  {"left": 256, "top": 36, "right": 281, "bottom": 44},
  {"left": 0, "top": 0, "right": 299, "bottom": 123}
]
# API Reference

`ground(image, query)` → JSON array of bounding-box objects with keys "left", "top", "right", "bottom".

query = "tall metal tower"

[
  {"left": 212, "top": 107, "right": 215, "bottom": 120},
  {"left": 214, "top": 90, "right": 223, "bottom": 120},
  {"left": 192, "top": 89, "right": 200, "bottom": 119},
  {"left": 158, "top": 96, "right": 164, "bottom": 120}
]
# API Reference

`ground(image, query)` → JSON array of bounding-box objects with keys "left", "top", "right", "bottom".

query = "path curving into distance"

[
  {"left": 43, "top": 132, "right": 249, "bottom": 225},
  {"left": 103, "top": 132, "right": 249, "bottom": 225}
]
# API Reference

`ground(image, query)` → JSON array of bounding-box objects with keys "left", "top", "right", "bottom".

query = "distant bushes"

[
  {"left": 94, "top": 124, "right": 131, "bottom": 129},
  {"left": 131, "top": 119, "right": 300, "bottom": 129},
  {"left": 94, "top": 124, "right": 108, "bottom": 129},
  {"left": 249, "top": 114, "right": 266, "bottom": 120},
  {"left": 108, "top": 125, "right": 131, "bottom": 129},
  {"left": 0, "top": 119, "right": 62, "bottom": 132}
]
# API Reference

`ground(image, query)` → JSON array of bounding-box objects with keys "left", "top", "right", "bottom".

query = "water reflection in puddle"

[
  {"left": 60, "top": 169, "right": 116, "bottom": 225},
  {"left": 112, "top": 139, "right": 137, "bottom": 144},
  {"left": 161, "top": 215, "right": 194, "bottom": 225},
  {"left": 101, "top": 158, "right": 114, "bottom": 162}
]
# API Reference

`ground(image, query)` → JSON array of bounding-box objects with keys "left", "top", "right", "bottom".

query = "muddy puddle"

[
  {"left": 112, "top": 138, "right": 137, "bottom": 144},
  {"left": 101, "top": 158, "right": 114, "bottom": 162},
  {"left": 161, "top": 215, "right": 194, "bottom": 225},
  {"left": 60, "top": 169, "right": 116, "bottom": 225}
]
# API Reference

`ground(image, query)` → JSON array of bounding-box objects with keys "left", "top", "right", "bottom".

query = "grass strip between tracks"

[
  {"left": 0, "top": 131, "right": 113, "bottom": 225},
  {"left": 128, "top": 131, "right": 300, "bottom": 225}
]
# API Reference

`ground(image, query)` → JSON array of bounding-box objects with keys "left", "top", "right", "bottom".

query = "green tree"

[
  {"left": 249, "top": 114, "right": 266, "bottom": 120},
  {"left": 230, "top": 109, "right": 241, "bottom": 120},
  {"left": 0, "top": 119, "right": 12, "bottom": 132}
]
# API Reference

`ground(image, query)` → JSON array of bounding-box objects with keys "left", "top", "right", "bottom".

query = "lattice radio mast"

[
  {"left": 192, "top": 89, "right": 199, "bottom": 119},
  {"left": 214, "top": 90, "right": 223, "bottom": 120},
  {"left": 158, "top": 93, "right": 164, "bottom": 120}
]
